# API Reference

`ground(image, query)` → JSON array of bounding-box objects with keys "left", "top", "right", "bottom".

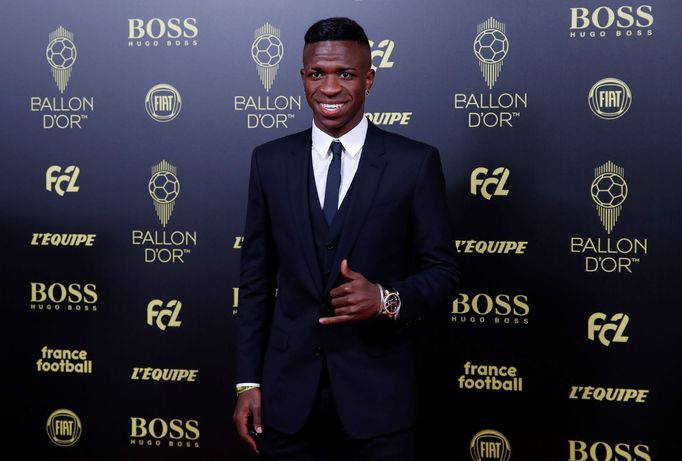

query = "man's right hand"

[{"left": 233, "top": 387, "right": 263, "bottom": 453}]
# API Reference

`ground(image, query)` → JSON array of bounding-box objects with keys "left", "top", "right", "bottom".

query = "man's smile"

[{"left": 318, "top": 101, "right": 347, "bottom": 116}]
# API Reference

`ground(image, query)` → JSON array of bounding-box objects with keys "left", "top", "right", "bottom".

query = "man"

[{"left": 233, "top": 17, "right": 458, "bottom": 460}]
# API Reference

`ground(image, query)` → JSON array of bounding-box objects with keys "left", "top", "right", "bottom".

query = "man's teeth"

[{"left": 321, "top": 103, "right": 343, "bottom": 110}]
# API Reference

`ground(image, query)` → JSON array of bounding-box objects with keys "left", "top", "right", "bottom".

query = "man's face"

[{"left": 300, "top": 40, "right": 375, "bottom": 138}]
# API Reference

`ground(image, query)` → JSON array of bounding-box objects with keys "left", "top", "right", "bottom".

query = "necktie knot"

[{"left": 330, "top": 140, "right": 343, "bottom": 158}]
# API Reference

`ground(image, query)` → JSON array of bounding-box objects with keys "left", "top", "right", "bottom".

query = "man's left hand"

[{"left": 321, "top": 259, "right": 381, "bottom": 325}]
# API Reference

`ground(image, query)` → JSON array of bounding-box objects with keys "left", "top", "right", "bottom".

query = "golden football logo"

[
  {"left": 148, "top": 160, "right": 179, "bottom": 227},
  {"left": 46, "top": 26, "right": 76, "bottom": 93},
  {"left": 474, "top": 18, "right": 508, "bottom": 89},
  {"left": 591, "top": 161, "right": 627, "bottom": 234},
  {"left": 252, "top": 23, "right": 283, "bottom": 92}
]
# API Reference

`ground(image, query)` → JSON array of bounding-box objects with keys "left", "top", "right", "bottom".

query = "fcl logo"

[
  {"left": 369, "top": 39, "right": 395, "bottom": 72},
  {"left": 588, "top": 312, "right": 630, "bottom": 346},
  {"left": 470, "top": 167, "right": 510, "bottom": 200},
  {"left": 46, "top": 165, "right": 80, "bottom": 196},
  {"left": 147, "top": 299, "right": 182, "bottom": 330}
]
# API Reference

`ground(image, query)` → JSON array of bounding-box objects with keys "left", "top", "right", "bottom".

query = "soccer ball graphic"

[
  {"left": 149, "top": 171, "right": 180, "bottom": 204},
  {"left": 251, "top": 33, "right": 283, "bottom": 67},
  {"left": 473, "top": 29, "right": 508, "bottom": 64},
  {"left": 591, "top": 173, "right": 627, "bottom": 208},
  {"left": 46, "top": 37, "right": 77, "bottom": 70}
]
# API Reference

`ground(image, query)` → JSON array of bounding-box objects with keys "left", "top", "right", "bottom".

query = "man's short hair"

[{"left": 304, "top": 17, "right": 370, "bottom": 49}]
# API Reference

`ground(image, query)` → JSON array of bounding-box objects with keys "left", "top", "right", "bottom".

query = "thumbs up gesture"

[{"left": 321, "top": 259, "right": 382, "bottom": 325}]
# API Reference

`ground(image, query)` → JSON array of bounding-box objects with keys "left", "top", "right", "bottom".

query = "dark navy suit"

[{"left": 236, "top": 121, "right": 458, "bottom": 443}]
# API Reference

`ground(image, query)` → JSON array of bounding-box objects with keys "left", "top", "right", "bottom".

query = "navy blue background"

[{"left": 2, "top": 1, "right": 680, "bottom": 459}]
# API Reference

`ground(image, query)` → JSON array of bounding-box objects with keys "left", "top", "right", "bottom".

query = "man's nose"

[{"left": 319, "top": 75, "right": 342, "bottom": 96}]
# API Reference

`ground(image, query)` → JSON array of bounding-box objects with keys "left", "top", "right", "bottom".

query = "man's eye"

[
  {"left": 311, "top": 71, "right": 322, "bottom": 78},
  {"left": 340, "top": 72, "right": 351, "bottom": 78}
]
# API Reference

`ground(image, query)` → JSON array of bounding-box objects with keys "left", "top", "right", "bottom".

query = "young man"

[{"left": 233, "top": 17, "right": 458, "bottom": 461}]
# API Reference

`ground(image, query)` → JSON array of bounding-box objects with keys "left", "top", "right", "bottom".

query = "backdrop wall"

[{"left": 3, "top": 1, "right": 680, "bottom": 460}]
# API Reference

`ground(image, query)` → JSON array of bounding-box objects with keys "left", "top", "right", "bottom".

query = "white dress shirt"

[{"left": 311, "top": 117, "right": 368, "bottom": 210}]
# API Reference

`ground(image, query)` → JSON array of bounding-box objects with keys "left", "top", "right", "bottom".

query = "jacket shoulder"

[
  {"left": 253, "top": 129, "right": 311, "bottom": 158},
  {"left": 374, "top": 126, "right": 438, "bottom": 153}
]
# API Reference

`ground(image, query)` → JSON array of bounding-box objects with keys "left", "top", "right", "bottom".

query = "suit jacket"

[{"left": 236, "top": 122, "right": 459, "bottom": 438}]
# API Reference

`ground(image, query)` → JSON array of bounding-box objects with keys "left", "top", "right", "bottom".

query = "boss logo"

[
  {"left": 130, "top": 417, "right": 199, "bottom": 447},
  {"left": 128, "top": 18, "right": 198, "bottom": 40},
  {"left": 568, "top": 440, "right": 651, "bottom": 461},
  {"left": 570, "top": 6, "right": 654, "bottom": 30},
  {"left": 30, "top": 283, "right": 97, "bottom": 304},
  {"left": 452, "top": 293, "right": 529, "bottom": 322}
]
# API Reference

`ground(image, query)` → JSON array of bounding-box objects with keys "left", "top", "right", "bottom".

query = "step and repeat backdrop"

[{"left": 3, "top": 0, "right": 681, "bottom": 460}]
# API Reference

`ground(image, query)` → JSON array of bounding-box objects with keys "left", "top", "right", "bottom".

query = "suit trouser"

[{"left": 257, "top": 361, "right": 417, "bottom": 461}]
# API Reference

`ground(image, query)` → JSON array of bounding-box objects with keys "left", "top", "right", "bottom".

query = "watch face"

[{"left": 385, "top": 293, "right": 400, "bottom": 313}]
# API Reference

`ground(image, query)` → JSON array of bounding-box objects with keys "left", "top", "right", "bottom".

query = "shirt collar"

[{"left": 311, "top": 116, "right": 368, "bottom": 160}]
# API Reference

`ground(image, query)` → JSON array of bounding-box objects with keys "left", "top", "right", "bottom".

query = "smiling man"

[{"left": 233, "top": 17, "right": 459, "bottom": 461}]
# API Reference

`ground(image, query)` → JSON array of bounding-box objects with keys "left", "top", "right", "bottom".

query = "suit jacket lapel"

[
  {"left": 324, "top": 123, "right": 387, "bottom": 294},
  {"left": 286, "top": 129, "right": 324, "bottom": 297}
]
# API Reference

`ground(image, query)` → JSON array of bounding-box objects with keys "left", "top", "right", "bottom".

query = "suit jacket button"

[
  {"left": 314, "top": 346, "right": 323, "bottom": 356},
  {"left": 326, "top": 242, "right": 336, "bottom": 250}
]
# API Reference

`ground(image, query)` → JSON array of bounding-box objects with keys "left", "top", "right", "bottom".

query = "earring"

[{"left": 365, "top": 89, "right": 370, "bottom": 96}]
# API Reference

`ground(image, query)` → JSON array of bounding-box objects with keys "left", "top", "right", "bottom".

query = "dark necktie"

[{"left": 323, "top": 140, "right": 343, "bottom": 224}]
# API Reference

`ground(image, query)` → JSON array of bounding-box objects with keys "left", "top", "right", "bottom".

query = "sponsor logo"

[
  {"left": 473, "top": 19, "right": 509, "bottom": 89},
  {"left": 145, "top": 84, "right": 182, "bottom": 122},
  {"left": 46, "top": 26, "right": 77, "bottom": 93},
  {"left": 252, "top": 23, "right": 283, "bottom": 92},
  {"left": 471, "top": 167, "right": 510, "bottom": 199},
  {"left": 364, "top": 112, "right": 412, "bottom": 126},
  {"left": 233, "top": 236, "right": 244, "bottom": 249},
  {"left": 130, "top": 417, "right": 200, "bottom": 448},
  {"left": 369, "top": 39, "right": 396, "bottom": 72},
  {"left": 592, "top": 161, "right": 628, "bottom": 233},
  {"left": 588, "top": 312, "right": 629, "bottom": 346},
  {"left": 234, "top": 23, "right": 301, "bottom": 128},
  {"left": 147, "top": 299, "right": 182, "bottom": 330},
  {"left": 570, "top": 161, "right": 647, "bottom": 273},
  {"left": 37, "top": 346, "right": 92, "bottom": 374},
  {"left": 455, "top": 240, "right": 527, "bottom": 255},
  {"left": 454, "top": 18, "right": 527, "bottom": 128},
  {"left": 588, "top": 78, "right": 632, "bottom": 120},
  {"left": 131, "top": 161, "right": 197, "bottom": 263},
  {"left": 470, "top": 429, "right": 511, "bottom": 461},
  {"left": 569, "top": 386, "right": 648, "bottom": 403},
  {"left": 46, "top": 165, "right": 80, "bottom": 195},
  {"left": 31, "top": 233, "right": 95, "bottom": 246},
  {"left": 30, "top": 282, "right": 97, "bottom": 312},
  {"left": 31, "top": 27, "right": 94, "bottom": 129},
  {"left": 569, "top": 5, "right": 654, "bottom": 38},
  {"left": 452, "top": 293, "right": 529, "bottom": 325},
  {"left": 568, "top": 440, "right": 651, "bottom": 461},
  {"left": 47, "top": 409, "right": 82, "bottom": 447},
  {"left": 232, "top": 287, "right": 239, "bottom": 316},
  {"left": 128, "top": 18, "right": 198, "bottom": 47},
  {"left": 131, "top": 367, "right": 198, "bottom": 382},
  {"left": 459, "top": 362, "right": 522, "bottom": 392}
]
